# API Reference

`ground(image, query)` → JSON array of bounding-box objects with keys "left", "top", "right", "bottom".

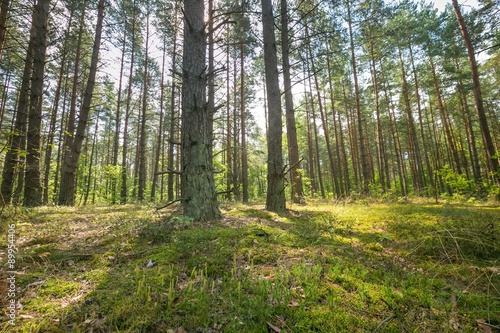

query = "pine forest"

[{"left": 0, "top": 0, "right": 499, "bottom": 332}]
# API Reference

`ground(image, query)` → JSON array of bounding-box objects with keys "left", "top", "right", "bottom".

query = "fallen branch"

[{"left": 373, "top": 314, "right": 396, "bottom": 332}]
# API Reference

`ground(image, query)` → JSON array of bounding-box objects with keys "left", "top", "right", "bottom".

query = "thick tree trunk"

[
  {"left": 63, "top": 0, "right": 86, "bottom": 164},
  {"left": 24, "top": 0, "right": 50, "bottom": 207},
  {"left": 180, "top": 0, "right": 221, "bottom": 221},
  {"left": 281, "top": 0, "right": 304, "bottom": 204},
  {"left": 452, "top": 0, "right": 500, "bottom": 188},
  {"left": 58, "top": 0, "right": 105, "bottom": 205},
  {"left": 261, "top": 0, "right": 286, "bottom": 212}
]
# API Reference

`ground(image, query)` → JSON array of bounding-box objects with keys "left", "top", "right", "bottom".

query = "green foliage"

[{"left": 437, "top": 165, "right": 473, "bottom": 196}]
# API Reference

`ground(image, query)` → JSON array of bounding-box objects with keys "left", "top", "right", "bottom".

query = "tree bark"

[
  {"left": 1, "top": 19, "right": 35, "bottom": 205},
  {"left": 24, "top": 0, "right": 50, "bottom": 207},
  {"left": 261, "top": 0, "right": 286, "bottom": 212},
  {"left": 240, "top": 38, "right": 249, "bottom": 203},
  {"left": 138, "top": 11, "right": 150, "bottom": 201},
  {"left": 281, "top": 0, "right": 304, "bottom": 204},
  {"left": 58, "top": 0, "right": 105, "bottom": 205},
  {"left": 151, "top": 37, "right": 166, "bottom": 202},
  {"left": 452, "top": 0, "right": 500, "bottom": 188},
  {"left": 0, "top": 0, "right": 10, "bottom": 61},
  {"left": 346, "top": 0, "right": 370, "bottom": 193},
  {"left": 112, "top": 14, "right": 126, "bottom": 204},
  {"left": 167, "top": 25, "right": 178, "bottom": 203},
  {"left": 43, "top": 12, "right": 73, "bottom": 205},
  {"left": 180, "top": 0, "right": 221, "bottom": 221}
]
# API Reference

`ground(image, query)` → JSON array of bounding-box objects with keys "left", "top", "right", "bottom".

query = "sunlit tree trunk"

[
  {"left": 452, "top": 0, "right": 500, "bottom": 189},
  {"left": 58, "top": 0, "right": 105, "bottom": 205},
  {"left": 281, "top": 0, "right": 304, "bottom": 203},
  {"left": 112, "top": 16, "right": 126, "bottom": 204},
  {"left": 261, "top": 0, "right": 285, "bottom": 212},
  {"left": 121, "top": 0, "right": 137, "bottom": 204}
]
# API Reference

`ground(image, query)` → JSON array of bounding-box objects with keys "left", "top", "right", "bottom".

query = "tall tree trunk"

[
  {"left": 303, "top": 77, "right": 317, "bottom": 195},
  {"left": 151, "top": 37, "right": 167, "bottom": 202},
  {"left": 232, "top": 57, "right": 240, "bottom": 200},
  {"left": 456, "top": 61, "right": 481, "bottom": 187},
  {"left": 380, "top": 60, "right": 407, "bottom": 196},
  {"left": 325, "top": 51, "right": 346, "bottom": 196},
  {"left": 167, "top": 27, "right": 178, "bottom": 203},
  {"left": 112, "top": 17, "right": 127, "bottom": 204},
  {"left": 281, "top": 0, "right": 304, "bottom": 203},
  {"left": 63, "top": 0, "right": 87, "bottom": 163},
  {"left": 181, "top": 0, "right": 221, "bottom": 220},
  {"left": 43, "top": 12, "right": 73, "bottom": 205},
  {"left": 261, "top": 0, "right": 286, "bottom": 212},
  {"left": 306, "top": 61, "right": 326, "bottom": 199},
  {"left": 121, "top": 0, "right": 137, "bottom": 204},
  {"left": 398, "top": 47, "right": 425, "bottom": 192},
  {"left": 429, "top": 57, "right": 462, "bottom": 175},
  {"left": 452, "top": 0, "right": 500, "bottom": 188},
  {"left": 225, "top": 39, "right": 232, "bottom": 200},
  {"left": 1, "top": 20, "right": 35, "bottom": 204},
  {"left": 341, "top": 80, "right": 359, "bottom": 189},
  {"left": 408, "top": 39, "right": 433, "bottom": 194},
  {"left": 346, "top": 0, "right": 370, "bottom": 193},
  {"left": 240, "top": 38, "right": 249, "bottom": 203},
  {"left": 369, "top": 38, "right": 386, "bottom": 192},
  {"left": 58, "top": 0, "right": 105, "bottom": 206},
  {"left": 84, "top": 109, "right": 99, "bottom": 205},
  {"left": 24, "top": 0, "right": 50, "bottom": 207},
  {"left": 138, "top": 12, "right": 150, "bottom": 201},
  {"left": 305, "top": 24, "right": 338, "bottom": 198}
]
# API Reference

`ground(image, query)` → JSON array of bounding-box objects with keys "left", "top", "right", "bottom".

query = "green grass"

[{"left": 1, "top": 200, "right": 499, "bottom": 332}]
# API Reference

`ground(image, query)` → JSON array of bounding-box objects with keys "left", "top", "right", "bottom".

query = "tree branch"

[{"left": 156, "top": 198, "right": 184, "bottom": 211}]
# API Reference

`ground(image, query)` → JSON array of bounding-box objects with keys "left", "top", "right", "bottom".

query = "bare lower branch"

[{"left": 156, "top": 198, "right": 184, "bottom": 211}]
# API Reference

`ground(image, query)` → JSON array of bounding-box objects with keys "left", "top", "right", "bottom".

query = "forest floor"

[{"left": 0, "top": 199, "right": 499, "bottom": 332}]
